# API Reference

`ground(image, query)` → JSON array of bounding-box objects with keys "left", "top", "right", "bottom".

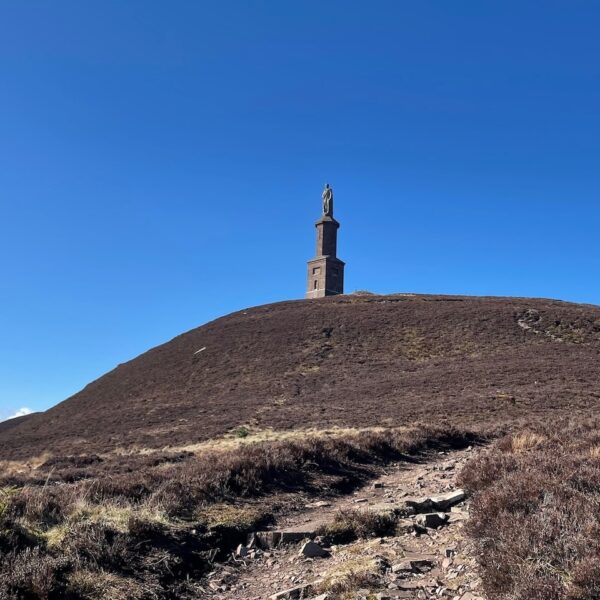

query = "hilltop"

[{"left": 2, "top": 293, "right": 600, "bottom": 460}]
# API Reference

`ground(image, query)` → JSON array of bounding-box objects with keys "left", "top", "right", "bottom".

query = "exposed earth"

[
  {"left": 205, "top": 446, "right": 481, "bottom": 599},
  {"left": 2, "top": 293, "right": 600, "bottom": 460}
]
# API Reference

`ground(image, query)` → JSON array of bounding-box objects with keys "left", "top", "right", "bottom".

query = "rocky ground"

[{"left": 203, "top": 447, "right": 484, "bottom": 600}]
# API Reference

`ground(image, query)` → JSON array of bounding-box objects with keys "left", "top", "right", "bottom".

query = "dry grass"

[
  {"left": 318, "top": 508, "right": 397, "bottom": 545},
  {"left": 317, "top": 554, "right": 384, "bottom": 598},
  {"left": 150, "top": 425, "right": 393, "bottom": 456},
  {"left": 498, "top": 430, "right": 548, "bottom": 453}
]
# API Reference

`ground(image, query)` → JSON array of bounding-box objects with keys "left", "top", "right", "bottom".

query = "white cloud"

[{"left": 1, "top": 407, "right": 33, "bottom": 422}]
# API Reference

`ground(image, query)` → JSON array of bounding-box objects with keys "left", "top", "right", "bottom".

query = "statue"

[{"left": 322, "top": 183, "right": 334, "bottom": 216}]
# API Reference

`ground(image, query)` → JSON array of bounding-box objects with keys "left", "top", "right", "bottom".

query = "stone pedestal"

[{"left": 306, "top": 215, "right": 345, "bottom": 298}]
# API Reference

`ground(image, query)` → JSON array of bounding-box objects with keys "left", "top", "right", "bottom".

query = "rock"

[
  {"left": 415, "top": 512, "right": 449, "bottom": 529},
  {"left": 392, "top": 555, "right": 434, "bottom": 574},
  {"left": 391, "top": 560, "right": 413, "bottom": 573},
  {"left": 299, "top": 540, "right": 329, "bottom": 559},
  {"left": 305, "top": 500, "right": 331, "bottom": 508},
  {"left": 430, "top": 489, "right": 466, "bottom": 511},
  {"left": 397, "top": 577, "right": 438, "bottom": 590},
  {"left": 253, "top": 531, "right": 281, "bottom": 549},
  {"left": 404, "top": 497, "right": 434, "bottom": 513},
  {"left": 252, "top": 530, "right": 315, "bottom": 548},
  {"left": 373, "top": 482, "right": 384, "bottom": 489}
]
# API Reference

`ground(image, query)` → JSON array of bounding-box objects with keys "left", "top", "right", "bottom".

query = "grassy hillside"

[{"left": 2, "top": 293, "right": 600, "bottom": 460}]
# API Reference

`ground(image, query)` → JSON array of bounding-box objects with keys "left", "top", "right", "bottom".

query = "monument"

[{"left": 306, "top": 183, "right": 345, "bottom": 298}]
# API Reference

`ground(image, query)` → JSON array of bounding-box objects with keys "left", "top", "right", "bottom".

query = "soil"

[
  {"left": 2, "top": 293, "right": 600, "bottom": 460},
  {"left": 204, "top": 446, "right": 482, "bottom": 599}
]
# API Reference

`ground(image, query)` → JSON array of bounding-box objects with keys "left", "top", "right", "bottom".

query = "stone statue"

[{"left": 322, "top": 183, "right": 334, "bottom": 216}]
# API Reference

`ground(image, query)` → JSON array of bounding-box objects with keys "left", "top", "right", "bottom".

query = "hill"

[{"left": 2, "top": 293, "right": 600, "bottom": 460}]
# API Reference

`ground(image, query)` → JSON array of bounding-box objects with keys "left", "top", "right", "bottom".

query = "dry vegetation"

[
  {"left": 3, "top": 294, "right": 600, "bottom": 460},
  {"left": 459, "top": 418, "right": 600, "bottom": 600},
  {"left": 3, "top": 294, "right": 600, "bottom": 598},
  {"left": 0, "top": 424, "right": 477, "bottom": 599}
]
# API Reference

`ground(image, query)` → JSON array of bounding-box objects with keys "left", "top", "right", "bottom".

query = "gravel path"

[{"left": 205, "top": 446, "right": 485, "bottom": 600}]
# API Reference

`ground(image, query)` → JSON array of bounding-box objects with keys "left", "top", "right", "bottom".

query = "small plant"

[{"left": 234, "top": 426, "right": 250, "bottom": 439}]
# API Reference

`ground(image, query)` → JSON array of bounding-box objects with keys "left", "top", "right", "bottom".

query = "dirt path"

[{"left": 205, "top": 447, "right": 484, "bottom": 600}]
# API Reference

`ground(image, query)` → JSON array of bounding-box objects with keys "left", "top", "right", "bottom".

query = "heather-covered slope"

[{"left": 2, "top": 293, "right": 600, "bottom": 459}]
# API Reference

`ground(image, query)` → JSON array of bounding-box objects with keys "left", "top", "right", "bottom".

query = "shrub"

[{"left": 461, "top": 419, "right": 600, "bottom": 600}]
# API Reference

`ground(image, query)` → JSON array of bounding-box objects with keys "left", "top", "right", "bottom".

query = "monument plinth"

[{"left": 306, "top": 184, "right": 345, "bottom": 299}]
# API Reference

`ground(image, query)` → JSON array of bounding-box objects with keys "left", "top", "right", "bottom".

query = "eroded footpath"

[{"left": 204, "top": 447, "right": 485, "bottom": 600}]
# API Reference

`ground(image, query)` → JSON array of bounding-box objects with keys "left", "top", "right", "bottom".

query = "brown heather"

[
  {"left": 3, "top": 294, "right": 600, "bottom": 598},
  {"left": 3, "top": 294, "right": 600, "bottom": 460},
  {"left": 459, "top": 418, "right": 600, "bottom": 600}
]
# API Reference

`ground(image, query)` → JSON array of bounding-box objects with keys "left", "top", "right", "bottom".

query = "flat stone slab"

[
  {"left": 430, "top": 489, "right": 466, "bottom": 511},
  {"left": 251, "top": 529, "right": 317, "bottom": 549}
]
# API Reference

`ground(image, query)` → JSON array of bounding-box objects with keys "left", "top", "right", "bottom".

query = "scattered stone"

[
  {"left": 397, "top": 577, "right": 438, "bottom": 590},
  {"left": 235, "top": 544, "right": 249, "bottom": 558},
  {"left": 415, "top": 512, "right": 449, "bottom": 529},
  {"left": 299, "top": 540, "right": 329, "bottom": 559},
  {"left": 305, "top": 500, "right": 331, "bottom": 508},
  {"left": 354, "top": 498, "right": 368, "bottom": 503},
  {"left": 430, "top": 489, "right": 466, "bottom": 511}
]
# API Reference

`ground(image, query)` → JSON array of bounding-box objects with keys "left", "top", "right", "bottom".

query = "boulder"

[
  {"left": 415, "top": 512, "right": 449, "bottom": 529},
  {"left": 299, "top": 540, "right": 329, "bottom": 559}
]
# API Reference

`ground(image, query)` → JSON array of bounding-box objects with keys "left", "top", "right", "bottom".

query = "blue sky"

[{"left": 1, "top": 1, "right": 600, "bottom": 418}]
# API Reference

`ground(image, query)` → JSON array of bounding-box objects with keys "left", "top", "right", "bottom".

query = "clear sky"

[{"left": 1, "top": 1, "right": 600, "bottom": 419}]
